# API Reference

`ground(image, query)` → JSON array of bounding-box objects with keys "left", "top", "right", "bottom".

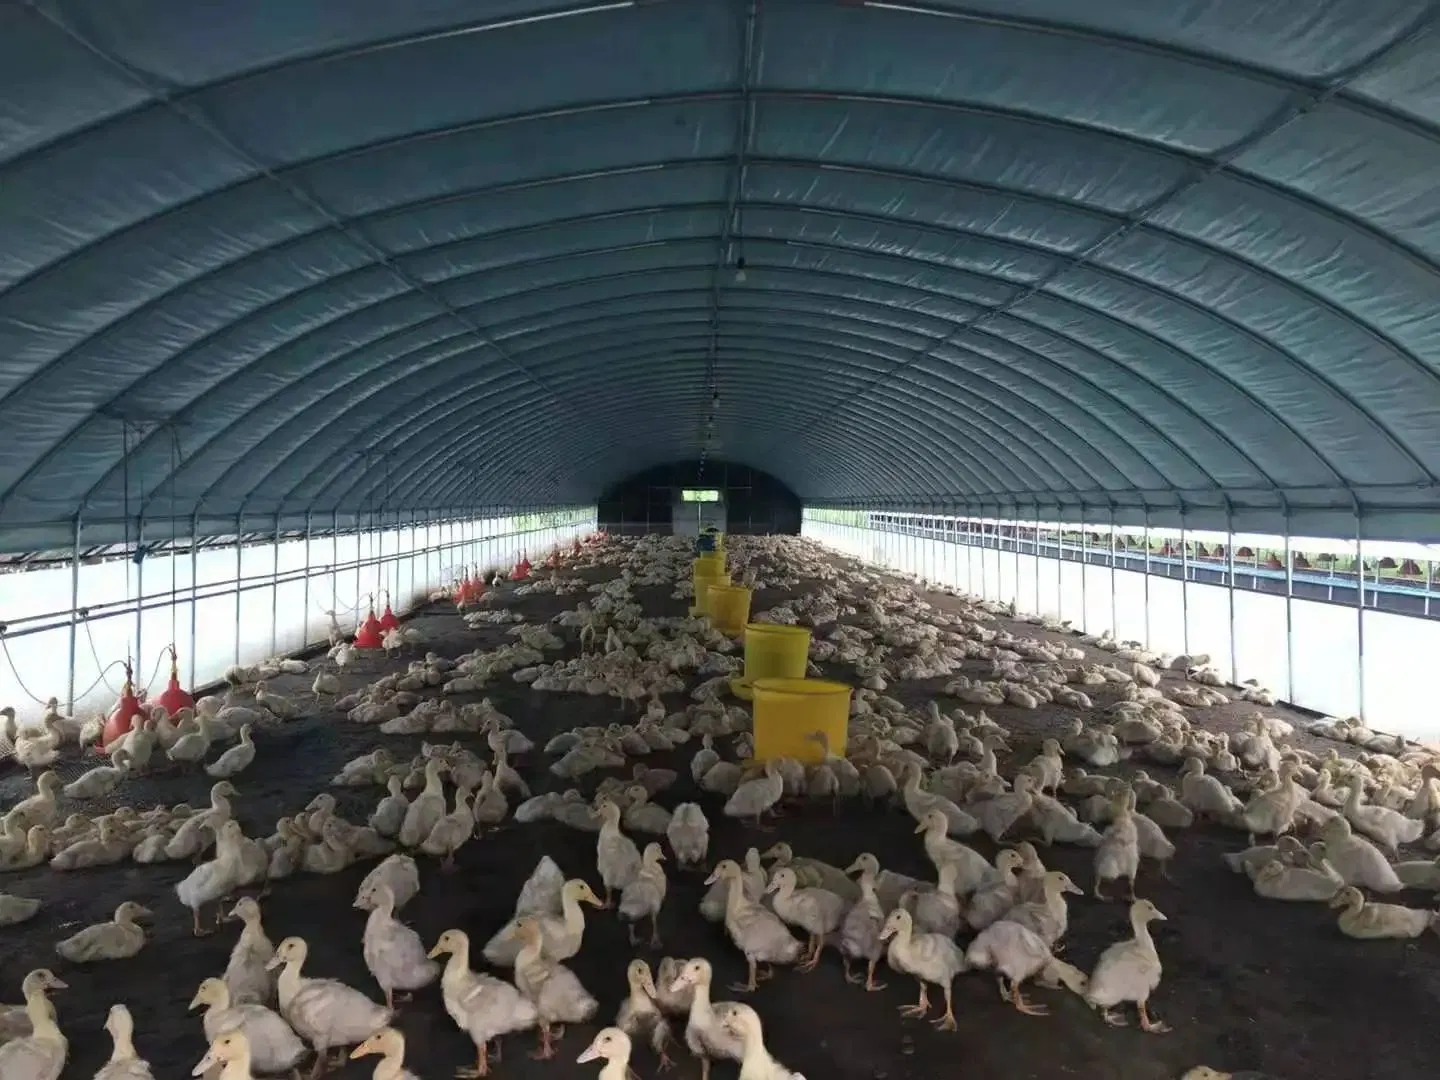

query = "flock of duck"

[{"left": 1, "top": 532, "right": 1435, "bottom": 1080}]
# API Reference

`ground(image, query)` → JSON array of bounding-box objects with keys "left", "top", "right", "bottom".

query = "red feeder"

[
  {"left": 378, "top": 604, "right": 401, "bottom": 633},
  {"left": 155, "top": 647, "right": 195, "bottom": 717},
  {"left": 102, "top": 664, "right": 144, "bottom": 751},
  {"left": 355, "top": 604, "right": 384, "bottom": 649},
  {"left": 513, "top": 553, "right": 532, "bottom": 581},
  {"left": 572, "top": 538, "right": 582, "bottom": 556}
]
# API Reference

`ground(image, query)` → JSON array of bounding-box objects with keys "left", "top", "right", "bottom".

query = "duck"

[
  {"left": 1084, "top": 899, "right": 1169, "bottom": 1033},
  {"left": 1093, "top": 790, "right": 1140, "bottom": 900},
  {"left": 223, "top": 897, "right": 277, "bottom": 1007},
  {"left": 760, "top": 842, "right": 859, "bottom": 902},
  {"left": 510, "top": 916, "right": 598, "bottom": 1060},
  {"left": 427, "top": 929, "right": 538, "bottom": 1078},
  {"left": 420, "top": 786, "right": 475, "bottom": 870},
  {"left": 187, "top": 978, "right": 306, "bottom": 1076},
  {"left": 667, "top": 958, "right": 745, "bottom": 1080},
  {"left": 619, "top": 843, "right": 668, "bottom": 948},
  {"left": 765, "top": 867, "right": 846, "bottom": 971},
  {"left": 622, "top": 786, "right": 673, "bottom": 835},
  {"left": 722, "top": 761, "right": 784, "bottom": 826},
  {"left": 914, "top": 809, "right": 993, "bottom": 894},
  {"left": 1344, "top": 781, "right": 1424, "bottom": 856},
  {"left": 1318, "top": 817, "right": 1404, "bottom": 892},
  {"left": 595, "top": 797, "right": 643, "bottom": 906},
  {"left": 0, "top": 892, "right": 41, "bottom": 926},
  {"left": 1002, "top": 871, "right": 1084, "bottom": 948},
  {"left": 176, "top": 821, "right": 245, "bottom": 935},
  {"left": 577, "top": 1027, "right": 635, "bottom": 1080},
  {"left": 356, "top": 854, "right": 421, "bottom": 913},
  {"left": 397, "top": 760, "right": 448, "bottom": 848},
  {"left": 965, "top": 850, "right": 1025, "bottom": 931},
  {"left": 705, "top": 859, "right": 804, "bottom": 992},
  {"left": 349, "top": 1028, "right": 419, "bottom": 1080},
  {"left": 206, "top": 725, "right": 257, "bottom": 779},
  {"left": 167, "top": 714, "right": 217, "bottom": 767},
  {"left": 55, "top": 901, "right": 150, "bottom": 963},
  {"left": 901, "top": 764, "right": 978, "bottom": 836},
  {"left": 359, "top": 883, "right": 440, "bottom": 1009},
  {"left": 1252, "top": 853, "right": 1343, "bottom": 902},
  {"left": 49, "top": 818, "right": 131, "bottom": 870},
  {"left": 839, "top": 864, "right": 888, "bottom": 991},
  {"left": 615, "top": 960, "right": 672, "bottom": 1068},
  {"left": 1329, "top": 886, "right": 1437, "bottom": 939},
  {"left": 665, "top": 802, "right": 710, "bottom": 871},
  {"left": 266, "top": 936, "right": 392, "bottom": 1074},
  {"left": 368, "top": 778, "right": 410, "bottom": 839},
  {"left": 718, "top": 1003, "right": 806, "bottom": 1080},
  {"left": 61, "top": 750, "right": 133, "bottom": 800},
  {"left": 965, "top": 918, "right": 1054, "bottom": 1016},
  {"left": 484, "top": 876, "right": 603, "bottom": 968},
  {"left": 93, "top": 1004, "right": 154, "bottom": 1080},
  {"left": 879, "top": 907, "right": 966, "bottom": 1031},
  {"left": 0, "top": 968, "right": 67, "bottom": 1080}
]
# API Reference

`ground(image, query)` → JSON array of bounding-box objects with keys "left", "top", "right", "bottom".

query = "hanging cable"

[
  {"left": 0, "top": 635, "right": 54, "bottom": 706},
  {"left": 83, "top": 620, "right": 124, "bottom": 697},
  {"left": 141, "top": 643, "right": 170, "bottom": 694},
  {"left": 168, "top": 428, "right": 180, "bottom": 659},
  {"left": 121, "top": 419, "right": 136, "bottom": 676}
]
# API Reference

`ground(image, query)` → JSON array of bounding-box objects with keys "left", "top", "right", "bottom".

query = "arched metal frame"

[{"left": 3, "top": 0, "right": 1440, "bottom": 552}]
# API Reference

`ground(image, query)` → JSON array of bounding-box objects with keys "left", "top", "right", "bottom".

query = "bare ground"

[{"left": 0, "top": 549, "right": 1435, "bottom": 1080}]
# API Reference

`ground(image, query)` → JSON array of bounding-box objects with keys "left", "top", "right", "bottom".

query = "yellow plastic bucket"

[
  {"left": 707, "top": 584, "right": 752, "bottom": 637},
  {"left": 751, "top": 677, "right": 851, "bottom": 765},
  {"left": 691, "top": 568, "right": 730, "bottom": 616},
  {"left": 694, "top": 552, "right": 726, "bottom": 576},
  {"left": 731, "top": 624, "right": 811, "bottom": 700}
]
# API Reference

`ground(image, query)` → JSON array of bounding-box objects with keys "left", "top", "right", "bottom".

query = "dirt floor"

[{"left": 1, "top": 542, "right": 1436, "bottom": 1080}]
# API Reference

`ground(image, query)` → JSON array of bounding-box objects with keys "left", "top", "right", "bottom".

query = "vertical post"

[
  {"left": 1033, "top": 510, "right": 1040, "bottom": 615},
  {"left": 1109, "top": 511, "right": 1117, "bottom": 636},
  {"left": 270, "top": 514, "right": 281, "bottom": 656},
  {"left": 189, "top": 513, "right": 199, "bottom": 688},
  {"left": 1226, "top": 509, "right": 1237, "bottom": 685},
  {"left": 332, "top": 510, "right": 340, "bottom": 629},
  {"left": 1079, "top": 523, "right": 1087, "bottom": 625},
  {"left": 134, "top": 531, "right": 145, "bottom": 669},
  {"left": 233, "top": 515, "right": 243, "bottom": 666},
  {"left": 302, "top": 513, "right": 313, "bottom": 648},
  {"left": 1142, "top": 511, "right": 1151, "bottom": 647},
  {"left": 1283, "top": 519, "right": 1295, "bottom": 704},
  {"left": 66, "top": 515, "right": 82, "bottom": 716},
  {"left": 979, "top": 517, "right": 987, "bottom": 600},
  {"left": 1180, "top": 521, "right": 1190, "bottom": 655},
  {"left": 1356, "top": 514, "right": 1366, "bottom": 720}
]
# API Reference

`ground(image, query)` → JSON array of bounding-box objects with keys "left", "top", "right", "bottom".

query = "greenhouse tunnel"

[
  {"left": 5, "top": 5, "right": 1440, "bottom": 1079},
  {"left": 0, "top": 0, "right": 1437, "bottom": 728}
]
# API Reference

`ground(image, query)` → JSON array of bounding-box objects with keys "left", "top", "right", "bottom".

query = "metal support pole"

[
  {"left": 1180, "top": 522, "right": 1190, "bottom": 656},
  {"left": 1033, "top": 511, "right": 1041, "bottom": 615},
  {"left": 302, "top": 513, "right": 313, "bottom": 647},
  {"left": 270, "top": 514, "right": 282, "bottom": 656},
  {"left": 1283, "top": 520, "right": 1295, "bottom": 704},
  {"left": 1356, "top": 514, "right": 1366, "bottom": 720},
  {"left": 1142, "top": 511, "right": 1151, "bottom": 647},
  {"left": 134, "top": 529, "right": 145, "bottom": 669},
  {"left": 1226, "top": 507, "right": 1237, "bottom": 685},
  {"left": 1080, "top": 524, "right": 1088, "bottom": 625},
  {"left": 189, "top": 513, "right": 199, "bottom": 688},
  {"left": 1109, "top": 510, "right": 1117, "bottom": 636},
  {"left": 233, "top": 515, "right": 243, "bottom": 666},
  {"left": 332, "top": 510, "right": 340, "bottom": 626},
  {"left": 66, "top": 515, "right": 82, "bottom": 716}
]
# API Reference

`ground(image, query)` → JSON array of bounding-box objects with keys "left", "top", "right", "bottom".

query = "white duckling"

[
  {"left": 188, "top": 978, "right": 306, "bottom": 1076},
  {"left": 879, "top": 907, "right": 967, "bottom": 1031},
  {"left": 1252, "top": 852, "right": 1343, "bottom": 902},
  {"left": 0, "top": 891, "right": 41, "bottom": 926},
  {"left": 8, "top": 772, "right": 62, "bottom": 830},
  {"left": 397, "top": 760, "right": 448, "bottom": 848},
  {"left": 224, "top": 898, "right": 277, "bottom": 1006},
  {"left": 1394, "top": 854, "right": 1440, "bottom": 890},
  {"left": 765, "top": 867, "right": 846, "bottom": 971},
  {"left": 349, "top": 1028, "right": 418, "bottom": 1080},
  {"left": 668, "top": 958, "right": 745, "bottom": 1080},
  {"left": 901, "top": 763, "right": 979, "bottom": 836},
  {"left": 420, "top": 787, "right": 475, "bottom": 870},
  {"left": 1329, "top": 885, "right": 1437, "bottom": 939},
  {"left": 577, "top": 1027, "right": 634, "bottom": 1080},
  {"left": 913, "top": 809, "right": 992, "bottom": 893},
  {"left": 705, "top": 859, "right": 804, "bottom": 992},
  {"left": 965, "top": 918, "right": 1054, "bottom": 1016},
  {"left": 190, "top": 1031, "right": 256, "bottom": 1080},
  {"left": 1084, "top": 898, "right": 1170, "bottom": 1032},
  {"left": 428, "top": 928, "right": 539, "bottom": 1077},
  {"left": 619, "top": 843, "right": 669, "bottom": 948},
  {"left": 665, "top": 802, "right": 710, "bottom": 870},
  {"left": 62, "top": 750, "right": 133, "bottom": 800},
  {"left": 355, "top": 854, "right": 421, "bottom": 913},
  {"left": 1, "top": 826, "right": 51, "bottom": 872},
  {"left": 49, "top": 818, "right": 131, "bottom": 870},
  {"left": 1002, "top": 871, "right": 1084, "bottom": 948},
  {"left": 1344, "top": 781, "right": 1424, "bottom": 856},
  {"left": 55, "top": 901, "right": 150, "bottom": 963},
  {"left": 167, "top": 715, "right": 217, "bottom": 768},
  {"left": 93, "top": 1004, "right": 153, "bottom": 1080},
  {"left": 615, "top": 960, "right": 672, "bottom": 1068},
  {"left": 0, "top": 968, "right": 67, "bottom": 1080},
  {"left": 1319, "top": 816, "right": 1404, "bottom": 892},
  {"left": 511, "top": 916, "right": 599, "bottom": 1060},
  {"left": 367, "top": 777, "right": 410, "bottom": 839},
  {"left": 965, "top": 849, "right": 1027, "bottom": 931},
  {"left": 206, "top": 725, "right": 257, "bottom": 779},
  {"left": 622, "top": 786, "right": 673, "bottom": 835},
  {"left": 359, "top": 883, "right": 440, "bottom": 1010},
  {"left": 595, "top": 797, "right": 643, "bottom": 907},
  {"left": 1093, "top": 789, "right": 1141, "bottom": 900},
  {"left": 485, "top": 876, "right": 603, "bottom": 968},
  {"left": 722, "top": 761, "right": 784, "bottom": 827},
  {"left": 718, "top": 1003, "right": 806, "bottom": 1080},
  {"left": 176, "top": 820, "right": 245, "bottom": 935},
  {"left": 840, "top": 863, "right": 889, "bottom": 991},
  {"left": 266, "top": 936, "right": 392, "bottom": 1075},
  {"left": 700, "top": 847, "right": 767, "bottom": 923}
]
